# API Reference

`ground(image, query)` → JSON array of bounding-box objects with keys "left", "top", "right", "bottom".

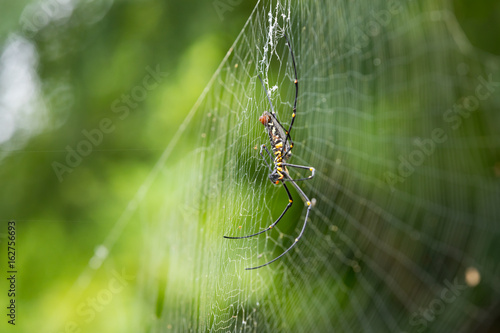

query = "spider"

[{"left": 224, "top": 35, "right": 315, "bottom": 270}]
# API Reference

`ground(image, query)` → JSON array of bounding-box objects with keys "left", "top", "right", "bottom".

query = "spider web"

[{"left": 135, "top": 0, "right": 500, "bottom": 331}]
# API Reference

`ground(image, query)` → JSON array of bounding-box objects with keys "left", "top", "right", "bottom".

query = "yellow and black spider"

[{"left": 224, "top": 35, "right": 315, "bottom": 270}]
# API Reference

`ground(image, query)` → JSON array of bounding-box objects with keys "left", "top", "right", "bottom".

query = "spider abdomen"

[{"left": 259, "top": 111, "right": 292, "bottom": 161}]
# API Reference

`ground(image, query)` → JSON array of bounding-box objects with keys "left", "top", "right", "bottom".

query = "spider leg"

[
  {"left": 246, "top": 176, "right": 311, "bottom": 270},
  {"left": 223, "top": 183, "right": 293, "bottom": 240},
  {"left": 281, "top": 163, "right": 315, "bottom": 181},
  {"left": 259, "top": 144, "right": 274, "bottom": 171},
  {"left": 283, "top": 34, "right": 298, "bottom": 149}
]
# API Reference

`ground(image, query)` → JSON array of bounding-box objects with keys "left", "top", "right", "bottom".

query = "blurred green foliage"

[{"left": 0, "top": 1, "right": 255, "bottom": 331}]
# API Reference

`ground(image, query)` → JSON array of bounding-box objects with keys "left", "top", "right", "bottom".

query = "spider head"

[{"left": 259, "top": 112, "right": 271, "bottom": 125}]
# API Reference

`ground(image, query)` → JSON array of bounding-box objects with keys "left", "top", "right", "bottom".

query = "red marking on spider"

[{"left": 259, "top": 114, "right": 270, "bottom": 125}]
